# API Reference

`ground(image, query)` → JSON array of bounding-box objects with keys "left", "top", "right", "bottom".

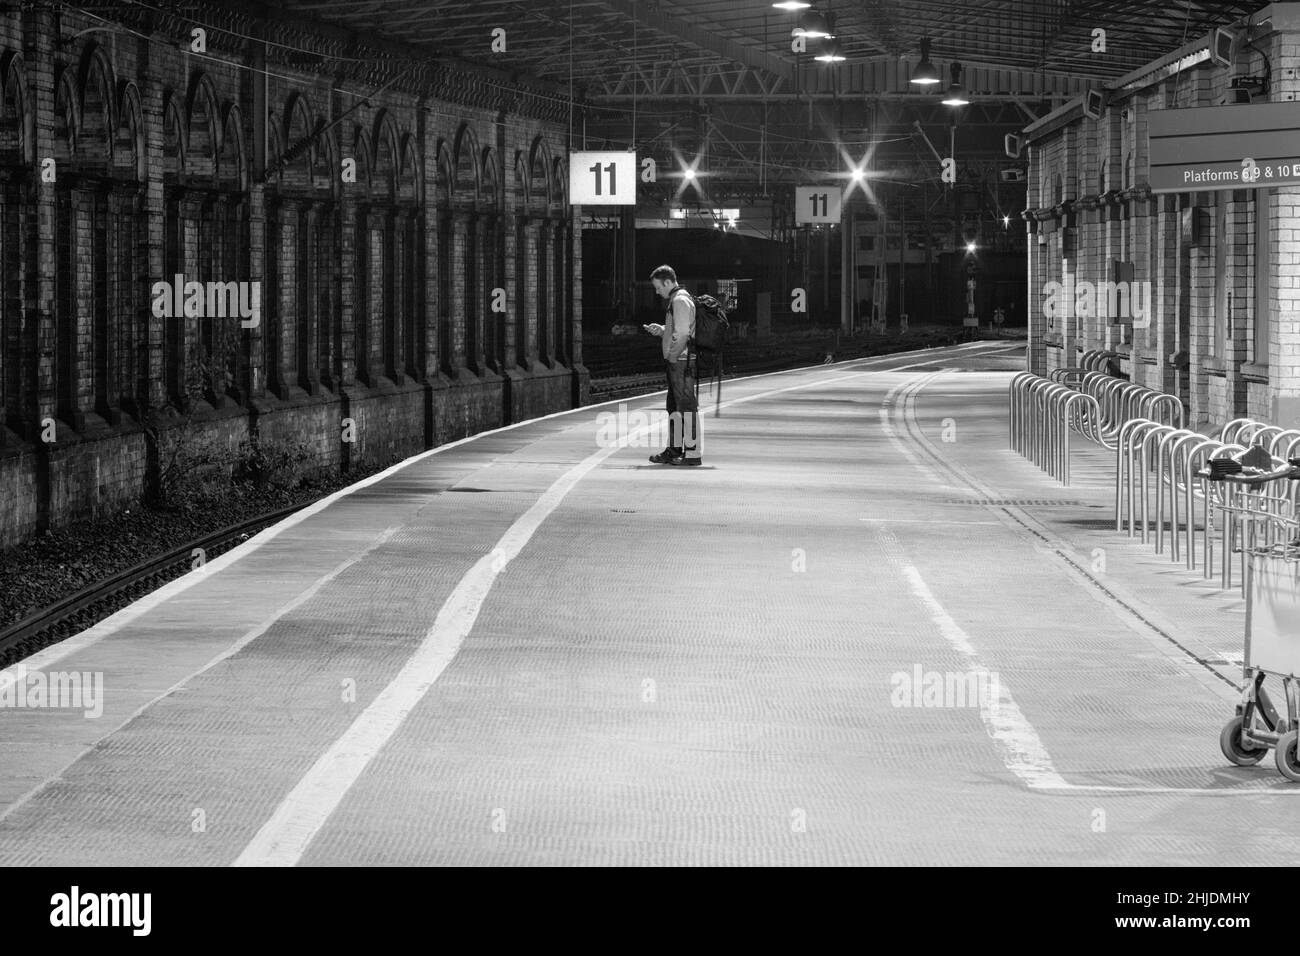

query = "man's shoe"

[
  {"left": 668, "top": 456, "right": 702, "bottom": 466},
  {"left": 649, "top": 448, "right": 683, "bottom": 464}
]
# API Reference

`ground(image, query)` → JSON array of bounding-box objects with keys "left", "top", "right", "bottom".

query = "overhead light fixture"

[
  {"left": 793, "top": 9, "right": 831, "bottom": 38},
  {"left": 772, "top": 1, "right": 812, "bottom": 9},
  {"left": 966, "top": 241, "right": 977, "bottom": 253},
  {"left": 1003, "top": 215, "right": 1011, "bottom": 228},
  {"left": 942, "top": 61, "right": 969, "bottom": 107},
  {"left": 683, "top": 168, "right": 696, "bottom": 180},
  {"left": 814, "top": 36, "right": 845, "bottom": 62},
  {"left": 910, "top": 38, "right": 940, "bottom": 85}
]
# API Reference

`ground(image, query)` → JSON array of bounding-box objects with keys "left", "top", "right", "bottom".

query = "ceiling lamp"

[
  {"left": 910, "top": 38, "right": 940, "bottom": 85},
  {"left": 793, "top": 9, "right": 831, "bottom": 38},
  {"left": 815, "top": 37, "right": 845, "bottom": 62},
  {"left": 772, "top": 1, "right": 812, "bottom": 8},
  {"left": 942, "top": 61, "right": 969, "bottom": 106}
]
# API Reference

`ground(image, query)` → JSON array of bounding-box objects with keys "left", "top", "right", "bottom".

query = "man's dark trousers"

[{"left": 665, "top": 358, "right": 702, "bottom": 461}]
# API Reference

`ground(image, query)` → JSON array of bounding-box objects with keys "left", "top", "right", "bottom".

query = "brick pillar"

[
  {"left": 554, "top": 217, "right": 569, "bottom": 366},
  {"left": 539, "top": 217, "right": 554, "bottom": 365},
  {"left": 27, "top": 3, "right": 56, "bottom": 444},
  {"left": 426, "top": 204, "right": 444, "bottom": 378},
  {"left": 0, "top": 175, "right": 23, "bottom": 439},
  {"left": 312, "top": 201, "right": 337, "bottom": 394},
  {"left": 451, "top": 209, "right": 469, "bottom": 370},
  {"left": 570, "top": 211, "right": 584, "bottom": 373},
  {"left": 1026, "top": 219, "right": 1043, "bottom": 374},
  {"left": 1155, "top": 194, "right": 1178, "bottom": 396},
  {"left": 523, "top": 217, "right": 539, "bottom": 368},
  {"left": 1188, "top": 198, "right": 1213, "bottom": 428},
  {"left": 99, "top": 182, "right": 129, "bottom": 425},
  {"left": 63, "top": 184, "right": 92, "bottom": 429},
  {"left": 1226, "top": 192, "right": 1251, "bottom": 420},
  {"left": 299, "top": 200, "right": 320, "bottom": 395},
  {"left": 1080, "top": 202, "right": 1099, "bottom": 352},
  {"left": 264, "top": 195, "right": 289, "bottom": 398},
  {"left": 465, "top": 210, "right": 482, "bottom": 374},
  {"left": 503, "top": 211, "right": 520, "bottom": 371},
  {"left": 1131, "top": 196, "right": 1153, "bottom": 389},
  {"left": 391, "top": 207, "right": 408, "bottom": 383},
  {"left": 1025, "top": 143, "right": 1045, "bottom": 375},
  {"left": 338, "top": 193, "right": 356, "bottom": 388},
  {"left": 245, "top": 178, "right": 266, "bottom": 403}
]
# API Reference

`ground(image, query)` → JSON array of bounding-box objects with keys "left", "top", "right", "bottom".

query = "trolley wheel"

[
  {"left": 1220, "top": 716, "right": 1267, "bottom": 766},
  {"left": 1275, "top": 731, "right": 1300, "bottom": 782}
]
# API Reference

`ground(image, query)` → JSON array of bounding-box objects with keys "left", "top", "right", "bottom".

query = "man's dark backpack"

[
  {"left": 672, "top": 290, "right": 729, "bottom": 414},
  {"left": 690, "top": 293, "right": 730, "bottom": 354}
]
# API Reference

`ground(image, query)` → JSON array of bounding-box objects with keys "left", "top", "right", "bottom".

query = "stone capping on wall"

[{"left": 1241, "top": 362, "right": 1270, "bottom": 384}]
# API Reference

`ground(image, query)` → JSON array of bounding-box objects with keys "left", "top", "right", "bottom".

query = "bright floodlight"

[
  {"left": 684, "top": 169, "right": 696, "bottom": 180},
  {"left": 793, "top": 10, "right": 831, "bottom": 38},
  {"left": 1003, "top": 215, "right": 1011, "bottom": 227},
  {"left": 814, "top": 37, "right": 846, "bottom": 62},
  {"left": 850, "top": 168, "right": 865, "bottom": 181},
  {"left": 966, "top": 241, "right": 977, "bottom": 253}
]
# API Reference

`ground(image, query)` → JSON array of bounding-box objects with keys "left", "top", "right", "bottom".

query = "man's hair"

[{"left": 650, "top": 265, "right": 677, "bottom": 284}]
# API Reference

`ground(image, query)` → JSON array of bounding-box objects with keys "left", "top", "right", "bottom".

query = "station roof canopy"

[
  {"left": 251, "top": 0, "right": 1269, "bottom": 92},
  {"left": 218, "top": 0, "right": 1272, "bottom": 192}
]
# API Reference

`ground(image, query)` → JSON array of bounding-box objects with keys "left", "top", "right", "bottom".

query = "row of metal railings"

[
  {"left": 1009, "top": 349, "right": 1300, "bottom": 596},
  {"left": 1009, "top": 351, "right": 1300, "bottom": 780}
]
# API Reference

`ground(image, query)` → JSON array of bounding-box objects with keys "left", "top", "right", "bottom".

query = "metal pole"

[{"left": 898, "top": 188, "right": 905, "bottom": 326}]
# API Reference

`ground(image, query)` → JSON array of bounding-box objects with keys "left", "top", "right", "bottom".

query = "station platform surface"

[{"left": 0, "top": 339, "right": 1293, "bottom": 867}]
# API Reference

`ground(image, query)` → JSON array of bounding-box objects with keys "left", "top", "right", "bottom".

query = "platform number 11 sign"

[
  {"left": 569, "top": 151, "right": 636, "bottom": 205},
  {"left": 795, "top": 185, "right": 843, "bottom": 224}
]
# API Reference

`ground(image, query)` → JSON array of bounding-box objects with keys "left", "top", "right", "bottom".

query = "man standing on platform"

[{"left": 644, "top": 265, "right": 702, "bottom": 466}]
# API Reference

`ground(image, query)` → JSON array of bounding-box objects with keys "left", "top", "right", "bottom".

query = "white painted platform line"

[
  {"left": 233, "top": 356, "right": 947, "bottom": 866},
  {"left": 874, "top": 526, "right": 1070, "bottom": 791}
]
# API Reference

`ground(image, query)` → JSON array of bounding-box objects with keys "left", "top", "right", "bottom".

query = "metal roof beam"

[{"left": 596, "top": 0, "right": 795, "bottom": 86}]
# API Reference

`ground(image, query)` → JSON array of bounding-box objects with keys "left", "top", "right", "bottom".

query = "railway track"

[
  {"left": 0, "top": 503, "right": 305, "bottom": 667},
  {"left": 586, "top": 330, "right": 973, "bottom": 401}
]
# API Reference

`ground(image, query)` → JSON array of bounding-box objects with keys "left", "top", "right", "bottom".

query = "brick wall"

[
  {"left": 0, "top": 4, "right": 590, "bottom": 550},
  {"left": 1024, "top": 8, "right": 1300, "bottom": 437}
]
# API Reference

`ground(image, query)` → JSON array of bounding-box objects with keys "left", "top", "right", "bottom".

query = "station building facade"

[
  {"left": 0, "top": 4, "right": 584, "bottom": 546},
  {"left": 1024, "top": 3, "right": 1300, "bottom": 431}
]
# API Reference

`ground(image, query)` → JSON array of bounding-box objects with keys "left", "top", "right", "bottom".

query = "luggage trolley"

[{"left": 1210, "top": 460, "right": 1300, "bottom": 779}]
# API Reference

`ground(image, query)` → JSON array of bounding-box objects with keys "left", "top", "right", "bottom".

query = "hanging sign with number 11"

[
  {"left": 794, "top": 185, "right": 843, "bottom": 224},
  {"left": 569, "top": 151, "right": 637, "bottom": 205}
]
